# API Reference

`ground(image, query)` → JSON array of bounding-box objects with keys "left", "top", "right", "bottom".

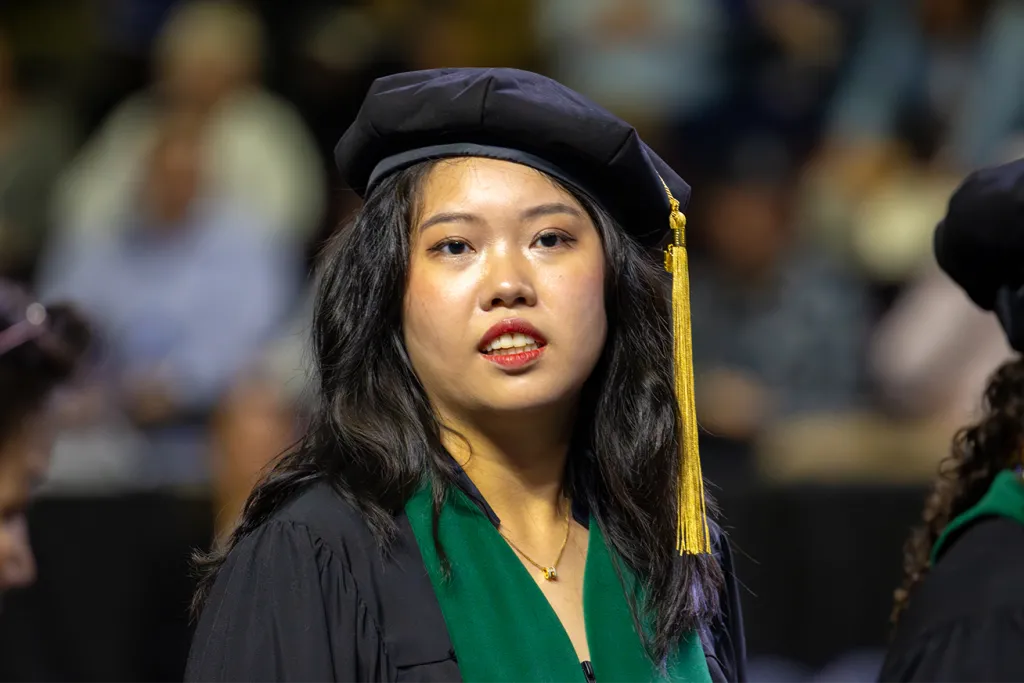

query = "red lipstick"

[
  {"left": 477, "top": 319, "right": 548, "bottom": 352},
  {"left": 478, "top": 318, "right": 548, "bottom": 370}
]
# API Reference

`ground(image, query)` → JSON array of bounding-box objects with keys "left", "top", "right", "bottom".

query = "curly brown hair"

[{"left": 891, "top": 356, "right": 1024, "bottom": 626}]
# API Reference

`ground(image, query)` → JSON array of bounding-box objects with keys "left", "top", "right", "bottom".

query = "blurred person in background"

[
  {"left": 869, "top": 262, "right": 1013, "bottom": 431},
  {"left": 536, "top": 0, "right": 728, "bottom": 150},
  {"left": 689, "top": 132, "right": 869, "bottom": 458},
  {"left": 38, "top": 110, "right": 300, "bottom": 489},
  {"left": 881, "top": 159, "right": 1024, "bottom": 680},
  {"left": 188, "top": 68, "right": 746, "bottom": 683},
  {"left": 210, "top": 290, "right": 313, "bottom": 542},
  {"left": 53, "top": 0, "right": 325, "bottom": 246},
  {"left": 726, "top": 0, "right": 864, "bottom": 153},
  {"left": 0, "top": 282, "right": 89, "bottom": 605},
  {"left": 0, "top": 29, "right": 77, "bottom": 283},
  {"left": 1, "top": 105, "right": 300, "bottom": 681},
  {"left": 807, "top": 0, "right": 1024, "bottom": 274},
  {"left": 822, "top": 0, "right": 1024, "bottom": 187}
]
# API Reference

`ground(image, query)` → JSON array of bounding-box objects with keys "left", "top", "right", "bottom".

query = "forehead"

[{"left": 418, "top": 157, "right": 583, "bottom": 214}]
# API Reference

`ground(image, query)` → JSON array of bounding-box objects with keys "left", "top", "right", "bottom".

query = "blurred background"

[{"left": 0, "top": 0, "right": 1020, "bottom": 680}]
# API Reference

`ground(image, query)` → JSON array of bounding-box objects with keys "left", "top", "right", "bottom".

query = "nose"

[
  {"left": 0, "top": 516, "right": 35, "bottom": 591},
  {"left": 479, "top": 244, "right": 537, "bottom": 311},
  {"left": 0, "top": 524, "right": 14, "bottom": 592}
]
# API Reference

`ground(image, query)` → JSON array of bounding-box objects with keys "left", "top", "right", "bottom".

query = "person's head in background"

[
  {"left": 154, "top": 0, "right": 265, "bottom": 114},
  {"left": 894, "top": 158, "right": 1024, "bottom": 623},
  {"left": 699, "top": 133, "right": 800, "bottom": 280},
  {"left": 141, "top": 114, "right": 207, "bottom": 229},
  {"left": 916, "top": 0, "right": 992, "bottom": 38},
  {"left": 0, "top": 282, "right": 89, "bottom": 601}
]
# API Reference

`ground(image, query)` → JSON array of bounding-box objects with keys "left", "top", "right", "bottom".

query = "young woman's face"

[
  {"left": 0, "top": 411, "right": 52, "bottom": 600},
  {"left": 403, "top": 158, "right": 607, "bottom": 422}
]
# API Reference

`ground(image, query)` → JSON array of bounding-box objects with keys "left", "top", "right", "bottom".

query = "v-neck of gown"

[{"left": 404, "top": 485, "right": 711, "bottom": 682}]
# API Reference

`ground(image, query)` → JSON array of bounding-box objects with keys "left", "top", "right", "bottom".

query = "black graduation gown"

[
  {"left": 879, "top": 517, "right": 1024, "bottom": 682},
  {"left": 186, "top": 480, "right": 747, "bottom": 682}
]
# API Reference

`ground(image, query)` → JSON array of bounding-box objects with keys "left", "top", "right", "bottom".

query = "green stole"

[
  {"left": 405, "top": 486, "right": 711, "bottom": 683},
  {"left": 931, "top": 469, "right": 1024, "bottom": 563}
]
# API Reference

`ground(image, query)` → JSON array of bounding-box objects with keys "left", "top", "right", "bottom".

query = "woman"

[
  {"left": 187, "top": 68, "right": 746, "bottom": 682},
  {"left": 881, "top": 158, "right": 1024, "bottom": 681},
  {"left": 0, "top": 281, "right": 89, "bottom": 605}
]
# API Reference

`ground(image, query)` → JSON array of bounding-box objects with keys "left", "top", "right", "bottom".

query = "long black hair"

[{"left": 193, "top": 160, "right": 723, "bottom": 660}]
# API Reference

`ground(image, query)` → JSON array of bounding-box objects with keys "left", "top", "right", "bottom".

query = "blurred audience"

[
  {"left": 0, "top": 31, "right": 77, "bottom": 283},
  {"left": 537, "top": 0, "right": 727, "bottom": 143},
  {"left": 807, "top": 0, "right": 1024, "bottom": 276},
  {"left": 870, "top": 261, "right": 1013, "bottom": 425},
  {"left": 691, "top": 133, "right": 870, "bottom": 443},
  {"left": 53, "top": 0, "right": 325, "bottom": 246},
  {"left": 38, "top": 112, "right": 300, "bottom": 489},
  {"left": 15, "top": 106, "right": 301, "bottom": 676},
  {"left": 827, "top": 0, "right": 1024, "bottom": 173},
  {"left": 209, "top": 288, "right": 312, "bottom": 541}
]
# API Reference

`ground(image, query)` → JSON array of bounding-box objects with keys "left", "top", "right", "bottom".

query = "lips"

[{"left": 478, "top": 318, "right": 548, "bottom": 355}]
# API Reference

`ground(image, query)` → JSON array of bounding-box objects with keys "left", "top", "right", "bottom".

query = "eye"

[
  {"left": 534, "top": 231, "right": 575, "bottom": 249},
  {"left": 429, "top": 239, "right": 473, "bottom": 256}
]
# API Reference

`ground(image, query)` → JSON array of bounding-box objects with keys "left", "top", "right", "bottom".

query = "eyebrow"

[
  {"left": 419, "top": 211, "right": 480, "bottom": 232},
  {"left": 520, "top": 202, "right": 584, "bottom": 221},
  {"left": 418, "top": 202, "right": 584, "bottom": 232}
]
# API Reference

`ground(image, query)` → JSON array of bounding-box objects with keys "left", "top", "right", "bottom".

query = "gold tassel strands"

[{"left": 660, "top": 177, "right": 711, "bottom": 556}]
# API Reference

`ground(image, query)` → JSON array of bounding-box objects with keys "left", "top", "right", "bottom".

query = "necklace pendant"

[{"left": 542, "top": 566, "right": 558, "bottom": 581}]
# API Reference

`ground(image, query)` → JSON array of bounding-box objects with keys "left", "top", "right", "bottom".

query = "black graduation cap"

[
  {"left": 935, "top": 158, "right": 1024, "bottom": 351},
  {"left": 334, "top": 68, "right": 690, "bottom": 248},
  {"left": 334, "top": 67, "right": 709, "bottom": 555}
]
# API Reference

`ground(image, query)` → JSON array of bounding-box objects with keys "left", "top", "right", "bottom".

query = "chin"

[{"left": 467, "top": 380, "right": 585, "bottom": 416}]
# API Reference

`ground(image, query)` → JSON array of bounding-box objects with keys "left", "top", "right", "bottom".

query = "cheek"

[
  {"left": 403, "top": 261, "right": 476, "bottom": 367},
  {"left": 546, "top": 261, "right": 607, "bottom": 354}
]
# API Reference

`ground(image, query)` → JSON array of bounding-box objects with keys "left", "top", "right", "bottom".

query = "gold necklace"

[{"left": 498, "top": 501, "right": 572, "bottom": 581}]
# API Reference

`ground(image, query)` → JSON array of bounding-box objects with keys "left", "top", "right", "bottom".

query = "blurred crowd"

[{"left": 1, "top": 0, "right": 1023, "bottom": 679}]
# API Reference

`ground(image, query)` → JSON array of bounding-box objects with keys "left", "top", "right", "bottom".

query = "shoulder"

[
  {"left": 881, "top": 517, "right": 1024, "bottom": 680},
  {"left": 188, "top": 482, "right": 391, "bottom": 681},
  {"left": 254, "top": 480, "right": 383, "bottom": 567},
  {"left": 275, "top": 481, "right": 370, "bottom": 531},
  {"left": 199, "top": 481, "right": 389, "bottom": 627},
  {"left": 927, "top": 515, "right": 1024, "bottom": 618},
  {"left": 210, "top": 481, "right": 383, "bottom": 591}
]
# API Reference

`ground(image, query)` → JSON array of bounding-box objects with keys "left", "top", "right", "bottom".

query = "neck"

[{"left": 442, "top": 406, "right": 574, "bottom": 533}]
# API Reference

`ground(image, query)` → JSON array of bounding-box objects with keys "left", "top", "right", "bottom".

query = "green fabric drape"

[{"left": 406, "top": 486, "right": 711, "bottom": 682}]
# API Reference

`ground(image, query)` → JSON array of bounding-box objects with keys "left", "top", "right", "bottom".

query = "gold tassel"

[{"left": 660, "top": 177, "right": 711, "bottom": 555}]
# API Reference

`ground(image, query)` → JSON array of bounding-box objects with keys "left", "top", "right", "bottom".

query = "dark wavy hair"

[
  {"left": 192, "top": 160, "right": 723, "bottom": 660},
  {"left": 892, "top": 356, "right": 1024, "bottom": 626},
  {"left": 0, "top": 282, "right": 90, "bottom": 444}
]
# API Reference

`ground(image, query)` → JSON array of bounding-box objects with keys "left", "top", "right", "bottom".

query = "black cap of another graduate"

[
  {"left": 335, "top": 67, "right": 711, "bottom": 555},
  {"left": 334, "top": 67, "right": 689, "bottom": 248},
  {"left": 935, "top": 158, "right": 1024, "bottom": 350}
]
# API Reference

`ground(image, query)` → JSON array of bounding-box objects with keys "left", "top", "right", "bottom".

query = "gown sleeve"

[
  {"left": 186, "top": 519, "right": 384, "bottom": 682},
  {"left": 709, "top": 532, "right": 748, "bottom": 683},
  {"left": 879, "top": 608, "right": 1024, "bottom": 682}
]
